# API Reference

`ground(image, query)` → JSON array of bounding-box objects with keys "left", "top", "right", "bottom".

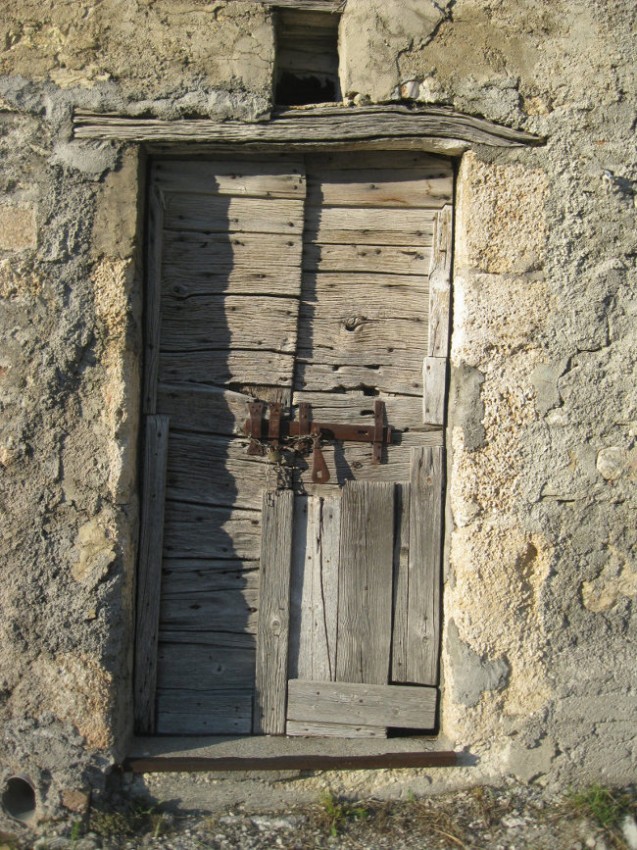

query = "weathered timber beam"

[
  {"left": 260, "top": 0, "right": 345, "bottom": 11},
  {"left": 73, "top": 104, "right": 544, "bottom": 148},
  {"left": 123, "top": 750, "right": 458, "bottom": 773}
]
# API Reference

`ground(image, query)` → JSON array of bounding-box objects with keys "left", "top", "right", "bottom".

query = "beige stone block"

[
  {"left": 0, "top": 205, "right": 37, "bottom": 251},
  {"left": 93, "top": 151, "right": 140, "bottom": 259},
  {"left": 456, "top": 151, "right": 548, "bottom": 274}
]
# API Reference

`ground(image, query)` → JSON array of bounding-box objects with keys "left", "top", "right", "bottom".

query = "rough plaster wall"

[{"left": 0, "top": 0, "right": 635, "bottom": 826}]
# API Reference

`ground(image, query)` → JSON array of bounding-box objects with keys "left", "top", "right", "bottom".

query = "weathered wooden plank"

[
  {"left": 158, "top": 629, "right": 255, "bottom": 649},
  {"left": 153, "top": 158, "right": 305, "bottom": 199},
  {"left": 161, "top": 564, "right": 259, "bottom": 594},
  {"left": 291, "top": 391, "right": 424, "bottom": 430},
  {"left": 159, "top": 349, "right": 296, "bottom": 388},
  {"left": 143, "top": 187, "right": 164, "bottom": 415},
  {"left": 162, "top": 232, "right": 303, "bottom": 297},
  {"left": 156, "top": 383, "right": 253, "bottom": 436},
  {"left": 423, "top": 356, "right": 448, "bottom": 426},
  {"left": 303, "top": 244, "right": 431, "bottom": 275},
  {"left": 287, "top": 680, "right": 438, "bottom": 729},
  {"left": 134, "top": 414, "right": 170, "bottom": 734},
  {"left": 156, "top": 690, "right": 253, "bottom": 736},
  {"left": 157, "top": 642, "right": 255, "bottom": 691},
  {"left": 307, "top": 171, "right": 452, "bottom": 209},
  {"left": 295, "top": 361, "right": 423, "bottom": 396},
  {"left": 163, "top": 194, "right": 304, "bottom": 235},
  {"left": 75, "top": 104, "right": 544, "bottom": 147},
  {"left": 160, "top": 570, "right": 259, "bottom": 633},
  {"left": 166, "top": 432, "right": 273, "bottom": 511},
  {"left": 336, "top": 481, "right": 394, "bottom": 684},
  {"left": 406, "top": 446, "right": 444, "bottom": 685},
  {"left": 391, "top": 483, "right": 411, "bottom": 683},
  {"left": 286, "top": 720, "right": 386, "bottom": 738},
  {"left": 288, "top": 495, "right": 340, "bottom": 681},
  {"left": 163, "top": 501, "right": 261, "bottom": 560},
  {"left": 254, "top": 490, "right": 294, "bottom": 734},
  {"left": 306, "top": 206, "right": 436, "bottom": 246},
  {"left": 293, "top": 430, "right": 444, "bottom": 496},
  {"left": 160, "top": 295, "right": 299, "bottom": 354},
  {"left": 309, "top": 150, "right": 452, "bottom": 173},
  {"left": 428, "top": 204, "right": 453, "bottom": 358}
]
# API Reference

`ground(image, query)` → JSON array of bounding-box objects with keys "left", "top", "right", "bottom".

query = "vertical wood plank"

[
  {"left": 254, "top": 489, "right": 294, "bottom": 734},
  {"left": 391, "top": 482, "right": 411, "bottom": 683},
  {"left": 423, "top": 356, "right": 448, "bottom": 426},
  {"left": 289, "top": 495, "right": 340, "bottom": 681},
  {"left": 134, "top": 414, "right": 170, "bottom": 733},
  {"left": 144, "top": 183, "right": 164, "bottom": 415},
  {"left": 336, "top": 481, "right": 395, "bottom": 685},
  {"left": 407, "top": 446, "right": 444, "bottom": 685},
  {"left": 427, "top": 204, "right": 453, "bottom": 359}
]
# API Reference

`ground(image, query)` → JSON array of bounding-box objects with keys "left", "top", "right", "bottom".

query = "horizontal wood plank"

[
  {"left": 307, "top": 171, "right": 452, "bottom": 209},
  {"left": 286, "top": 720, "right": 386, "bottom": 738},
  {"left": 160, "top": 588, "right": 259, "bottom": 634},
  {"left": 163, "top": 501, "right": 261, "bottom": 560},
  {"left": 153, "top": 158, "right": 305, "bottom": 199},
  {"left": 157, "top": 642, "right": 255, "bottom": 691},
  {"left": 161, "top": 565, "right": 259, "bottom": 595},
  {"left": 156, "top": 690, "right": 253, "bottom": 736},
  {"left": 156, "top": 383, "right": 252, "bottom": 436},
  {"left": 163, "top": 194, "right": 305, "bottom": 235},
  {"left": 308, "top": 150, "right": 452, "bottom": 173},
  {"left": 295, "top": 361, "right": 423, "bottom": 396},
  {"left": 304, "top": 244, "right": 431, "bottom": 275},
  {"left": 159, "top": 629, "right": 255, "bottom": 650},
  {"left": 160, "top": 295, "right": 299, "bottom": 354},
  {"left": 166, "top": 431, "right": 273, "bottom": 511},
  {"left": 306, "top": 206, "right": 436, "bottom": 246},
  {"left": 291, "top": 391, "right": 425, "bottom": 430},
  {"left": 159, "top": 349, "right": 296, "bottom": 388},
  {"left": 288, "top": 680, "right": 438, "bottom": 729}
]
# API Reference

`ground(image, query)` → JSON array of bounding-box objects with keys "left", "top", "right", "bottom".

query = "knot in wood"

[{"left": 343, "top": 315, "right": 364, "bottom": 332}]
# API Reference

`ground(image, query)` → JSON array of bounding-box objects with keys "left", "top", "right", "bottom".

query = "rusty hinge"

[{"left": 243, "top": 400, "right": 393, "bottom": 484}]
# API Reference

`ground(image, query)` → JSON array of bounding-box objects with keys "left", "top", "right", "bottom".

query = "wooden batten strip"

[
  {"left": 254, "top": 490, "right": 295, "bottom": 734},
  {"left": 287, "top": 680, "right": 438, "bottom": 729},
  {"left": 406, "top": 446, "right": 444, "bottom": 686},
  {"left": 134, "top": 414, "right": 170, "bottom": 734},
  {"left": 424, "top": 204, "right": 453, "bottom": 426},
  {"left": 143, "top": 186, "right": 164, "bottom": 415}
]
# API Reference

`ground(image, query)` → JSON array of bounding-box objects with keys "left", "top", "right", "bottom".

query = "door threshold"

[{"left": 125, "top": 736, "right": 459, "bottom": 773}]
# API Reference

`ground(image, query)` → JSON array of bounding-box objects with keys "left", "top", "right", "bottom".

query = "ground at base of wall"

[{"left": 6, "top": 784, "right": 637, "bottom": 850}]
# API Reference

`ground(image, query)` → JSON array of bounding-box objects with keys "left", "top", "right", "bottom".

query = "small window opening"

[{"left": 275, "top": 9, "right": 341, "bottom": 106}]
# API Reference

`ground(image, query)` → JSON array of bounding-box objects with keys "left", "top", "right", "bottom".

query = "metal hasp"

[{"left": 243, "top": 400, "right": 393, "bottom": 483}]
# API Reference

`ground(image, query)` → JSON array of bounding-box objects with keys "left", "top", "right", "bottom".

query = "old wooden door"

[{"left": 135, "top": 152, "right": 453, "bottom": 738}]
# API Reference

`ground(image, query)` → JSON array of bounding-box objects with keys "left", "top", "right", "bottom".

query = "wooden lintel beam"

[
  {"left": 123, "top": 750, "right": 458, "bottom": 773},
  {"left": 73, "top": 105, "right": 544, "bottom": 148}
]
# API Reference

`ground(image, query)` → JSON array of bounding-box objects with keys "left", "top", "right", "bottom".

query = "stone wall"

[{"left": 0, "top": 0, "right": 635, "bottom": 828}]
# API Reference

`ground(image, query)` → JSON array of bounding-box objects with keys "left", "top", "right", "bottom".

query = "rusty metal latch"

[{"left": 243, "top": 400, "right": 393, "bottom": 484}]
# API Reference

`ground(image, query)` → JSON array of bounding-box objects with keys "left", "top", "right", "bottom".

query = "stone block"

[{"left": 0, "top": 205, "right": 37, "bottom": 251}]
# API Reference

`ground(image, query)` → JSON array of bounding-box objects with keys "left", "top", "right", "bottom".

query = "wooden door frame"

[{"left": 74, "top": 105, "right": 541, "bottom": 768}]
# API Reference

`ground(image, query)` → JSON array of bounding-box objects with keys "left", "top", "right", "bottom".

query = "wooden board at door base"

[{"left": 135, "top": 151, "right": 452, "bottom": 738}]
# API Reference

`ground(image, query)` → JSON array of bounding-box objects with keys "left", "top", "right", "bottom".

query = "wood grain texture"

[
  {"left": 428, "top": 204, "right": 453, "bottom": 358},
  {"left": 160, "top": 570, "right": 259, "bottom": 634},
  {"left": 156, "top": 690, "right": 253, "bottom": 735},
  {"left": 162, "top": 231, "right": 303, "bottom": 297},
  {"left": 143, "top": 187, "right": 164, "bottom": 415},
  {"left": 156, "top": 383, "right": 253, "bottom": 437},
  {"left": 288, "top": 495, "right": 340, "bottom": 681},
  {"left": 336, "top": 481, "right": 394, "bottom": 684},
  {"left": 287, "top": 680, "right": 437, "bottom": 729},
  {"left": 153, "top": 158, "right": 305, "bottom": 199},
  {"left": 157, "top": 642, "right": 255, "bottom": 691},
  {"left": 74, "top": 104, "right": 544, "bottom": 147},
  {"left": 303, "top": 244, "right": 431, "bottom": 275},
  {"left": 406, "top": 446, "right": 444, "bottom": 685},
  {"left": 254, "top": 490, "right": 294, "bottom": 734},
  {"left": 160, "top": 294, "right": 299, "bottom": 354},
  {"left": 309, "top": 151, "right": 450, "bottom": 172},
  {"left": 306, "top": 205, "right": 436, "bottom": 246},
  {"left": 163, "top": 501, "right": 261, "bottom": 560},
  {"left": 423, "top": 356, "right": 448, "bottom": 426},
  {"left": 391, "top": 483, "right": 411, "bottom": 683},
  {"left": 163, "top": 193, "right": 304, "bottom": 235},
  {"left": 307, "top": 169, "right": 452, "bottom": 208},
  {"left": 286, "top": 720, "right": 386, "bottom": 738},
  {"left": 295, "top": 360, "right": 423, "bottom": 396},
  {"left": 291, "top": 391, "right": 424, "bottom": 430},
  {"left": 134, "top": 415, "right": 170, "bottom": 734},
  {"left": 159, "top": 348, "right": 296, "bottom": 388}
]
